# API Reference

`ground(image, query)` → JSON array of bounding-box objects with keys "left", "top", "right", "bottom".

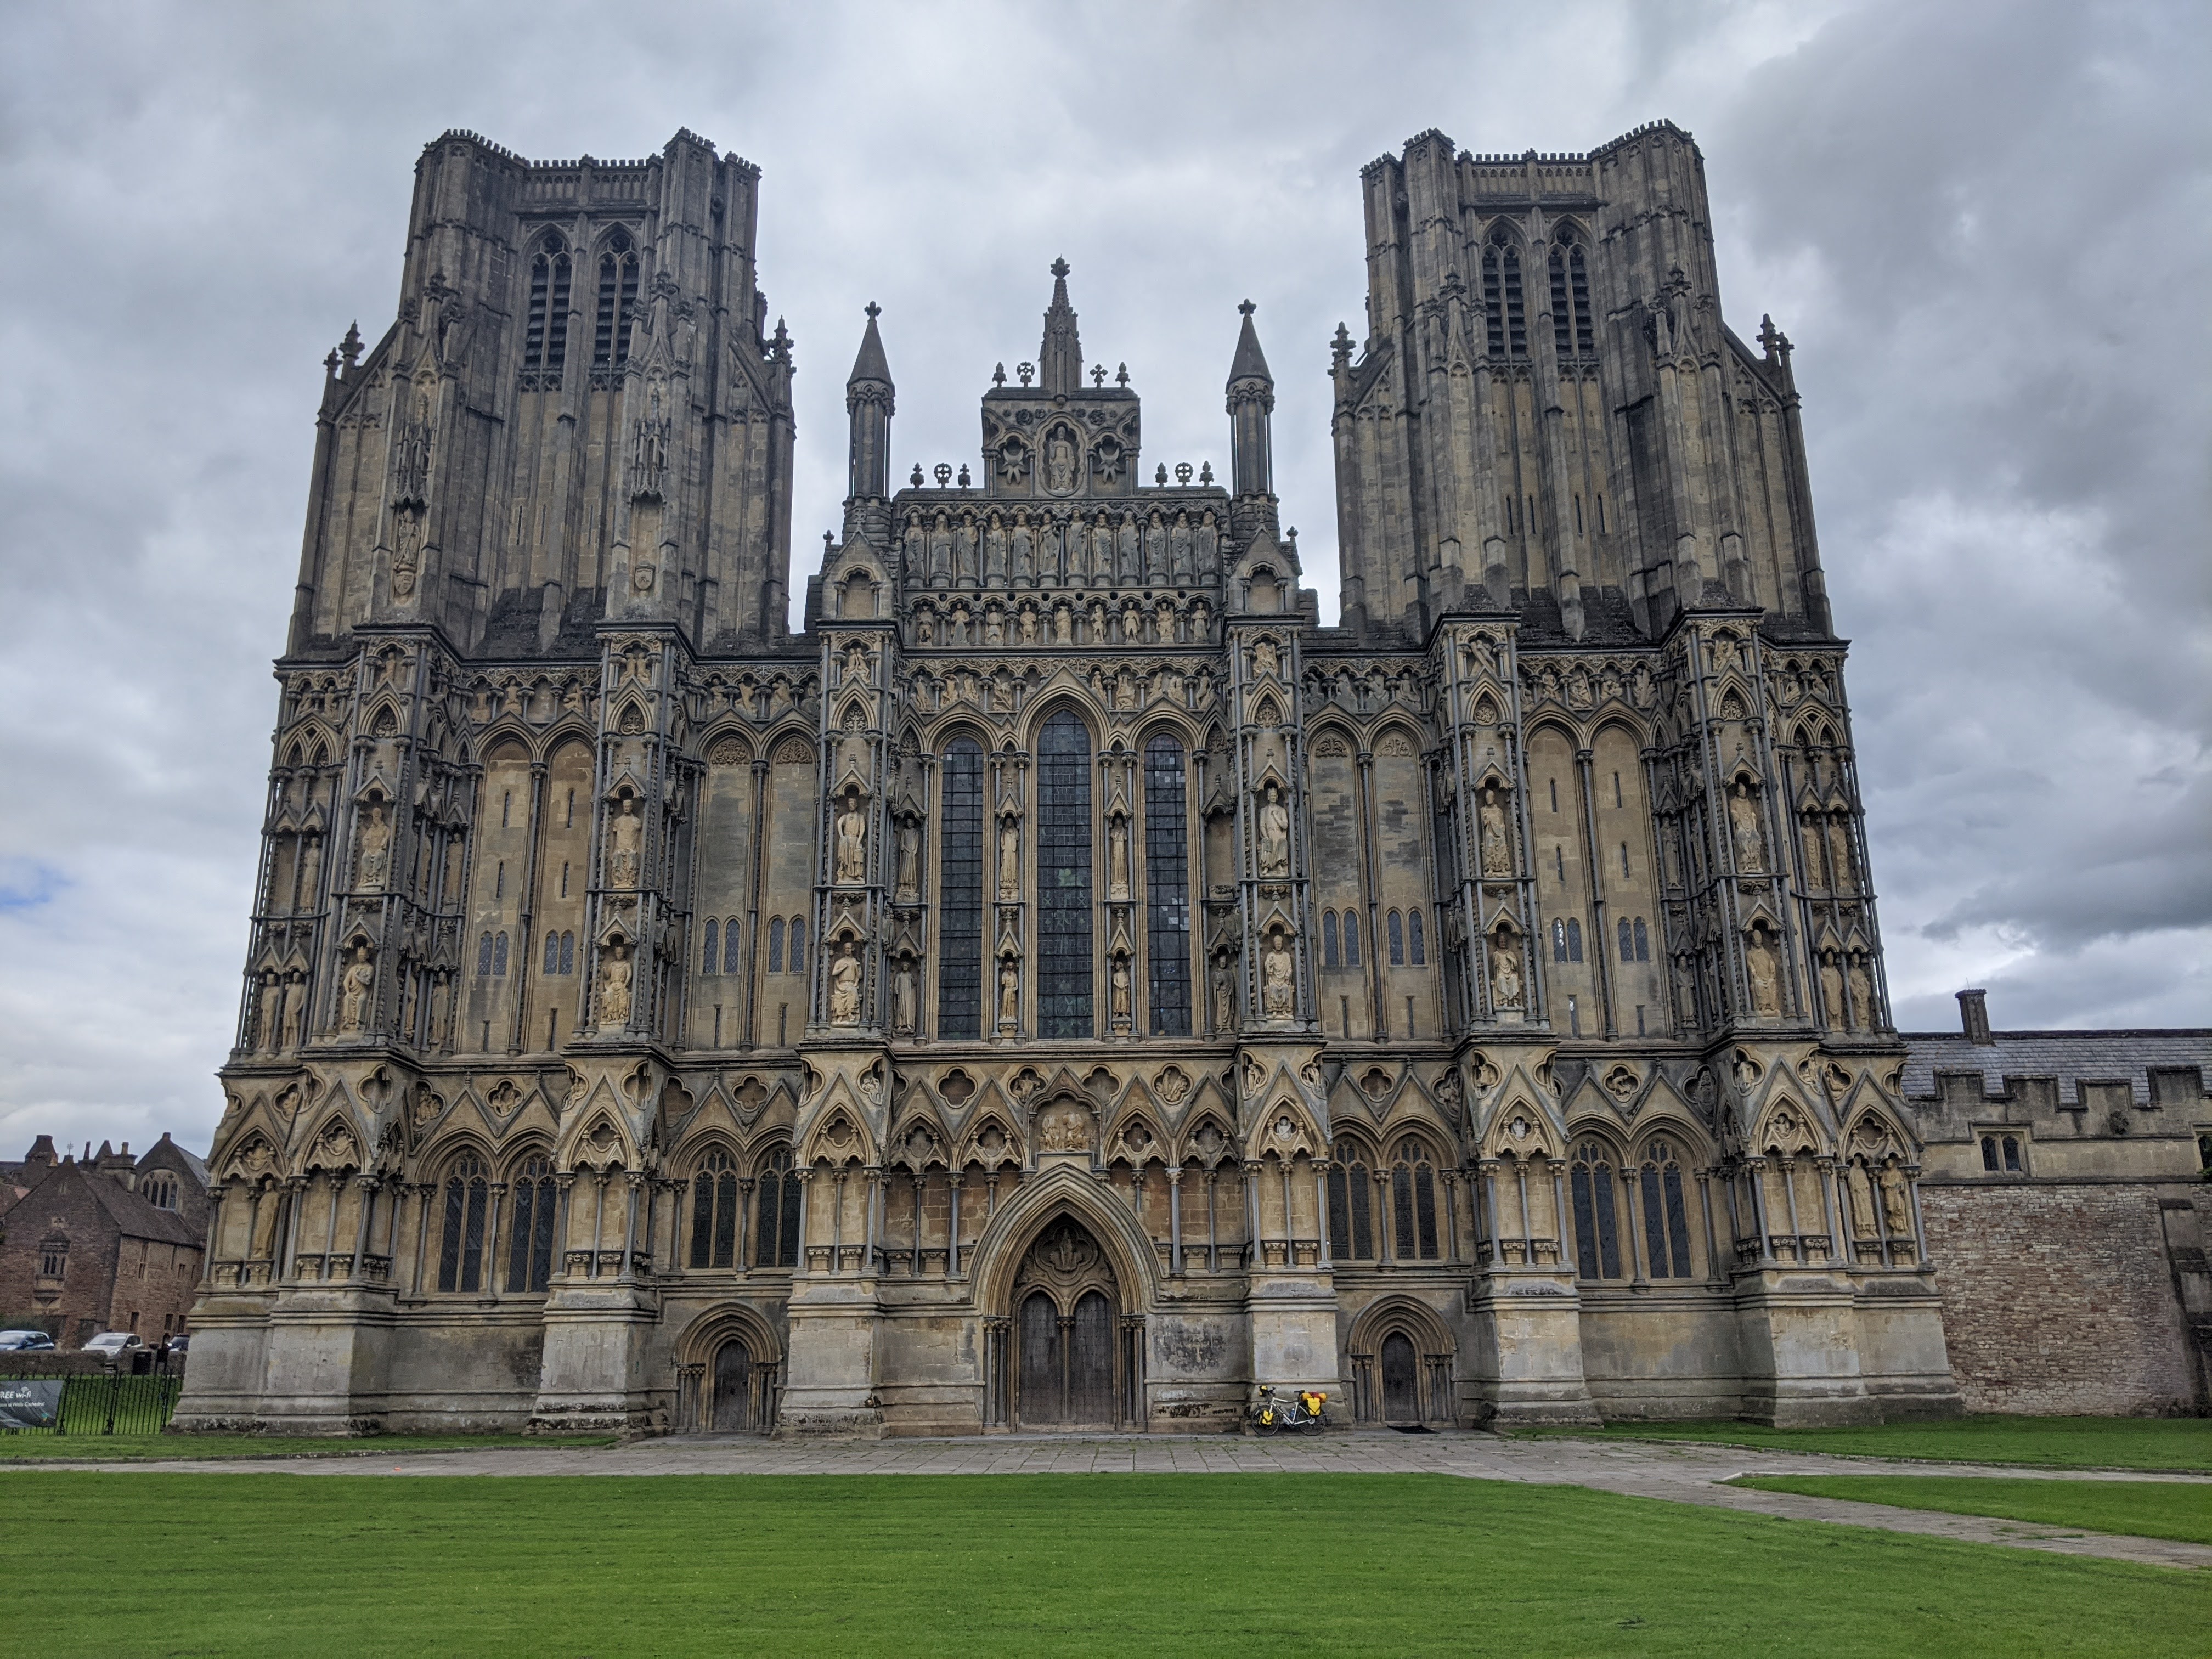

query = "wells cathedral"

[{"left": 178, "top": 123, "right": 2211, "bottom": 1436}]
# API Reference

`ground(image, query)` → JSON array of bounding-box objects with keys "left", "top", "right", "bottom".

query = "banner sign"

[{"left": 0, "top": 1378, "right": 65, "bottom": 1430}]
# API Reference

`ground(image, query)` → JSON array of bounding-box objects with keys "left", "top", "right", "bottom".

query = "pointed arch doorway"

[{"left": 1011, "top": 1215, "right": 1122, "bottom": 1430}]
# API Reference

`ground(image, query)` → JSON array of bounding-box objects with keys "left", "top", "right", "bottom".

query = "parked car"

[
  {"left": 161, "top": 1334, "right": 190, "bottom": 1357},
  {"left": 0, "top": 1329, "right": 57, "bottom": 1351},
  {"left": 82, "top": 1331, "right": 144, "bottom": 1357}
]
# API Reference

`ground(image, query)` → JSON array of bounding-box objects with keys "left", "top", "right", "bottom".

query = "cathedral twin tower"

[{"left": 179, "top": 121, "right": 1959, "bottom": 1437}]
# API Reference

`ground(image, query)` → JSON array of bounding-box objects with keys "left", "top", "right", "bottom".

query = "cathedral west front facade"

[{"left": 176, "top": 120, "right": 1979, "bottom": 1436}]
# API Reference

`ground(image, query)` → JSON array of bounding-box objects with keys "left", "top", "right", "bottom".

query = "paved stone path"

[{"left": 20, "top": 1431, "right": 2210, "bottom": 1571}]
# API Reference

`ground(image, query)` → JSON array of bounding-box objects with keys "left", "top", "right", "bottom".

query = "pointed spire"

[
  {"left": 847, "top": 300, "right": 893, "bottom": 393},
  {"left": 1227, "top": 298, "right": 1273, "bottom": 389},
  {"left": 1038, "top": 258, "right": 1084, "bottom": 396}
]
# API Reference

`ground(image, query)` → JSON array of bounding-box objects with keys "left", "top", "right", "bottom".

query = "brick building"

[{"left": 0, "top": 1135, "right": 210, "bottom": 1348}]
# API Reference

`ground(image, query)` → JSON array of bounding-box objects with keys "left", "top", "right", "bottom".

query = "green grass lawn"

[
  {"left": 1, "top": 1474, "right": 2204, "bottom": 1657},
  {"left": 1733, "top": 1474, "right": 2212, "bottom": 1547},
  {"left": 1509, "top": 1414, "right": 2212, "bottom": 1471},
  {"left": 0, "top": 1431, "right": 618, "bottom": 1463}
]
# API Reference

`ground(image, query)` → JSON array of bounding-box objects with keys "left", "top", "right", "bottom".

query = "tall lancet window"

[
  {"left": 1483, "top": 240, "right": 1527, "bottom": 358},
  {"left": 524, "top": 235, "right": 571, "bottom": 373},
  {"left": 1143, "top": 734, "right": 1192, "bottom": 1035},
  {"left": 1036, "top": 711, "right": 1093, "bottom": 1036},
  {"left": 1550, "top": 242, "right": 1596, "bottom": 358},
  {"left": 938, "top": 739, "right": 985, "bottom": 1038},
  {"left": 594, "top": 230, "right": 640, "bottom": 368}
]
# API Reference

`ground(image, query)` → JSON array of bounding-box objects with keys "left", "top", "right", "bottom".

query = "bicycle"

[{"left": 1250, "top": 1385, "right": 1329, "bottom": 1435}]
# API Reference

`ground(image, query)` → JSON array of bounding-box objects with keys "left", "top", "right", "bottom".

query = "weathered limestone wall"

[{"left": 1920, "top": 1183, "right": 2198, "bottom": 1415}]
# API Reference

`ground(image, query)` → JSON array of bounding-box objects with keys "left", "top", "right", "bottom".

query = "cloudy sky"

[{"left": 1, "top": 0, "right": 2204, "bottom": 1160}]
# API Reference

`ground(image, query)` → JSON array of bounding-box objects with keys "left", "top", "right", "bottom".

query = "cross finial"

[
  {"left": 865, "top": 301, "right": 880, "bottom": 320},
  {"left": 1051, "top": 257, "right": 1070, "bottom": 279},
  {"left": 1238, "top": 299, "right": 1256, "bottom": 317}
]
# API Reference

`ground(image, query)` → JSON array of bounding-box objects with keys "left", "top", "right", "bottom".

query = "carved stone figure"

[
  {"left": 1039, "top": 1102, "right": 1089, "bottom": 1154},
  {"left": 1261, "top": 933, "right": 1294, "bottom": 1020},
  {"left": 338, "top": 943, "right": 375, "bottom": 1034},
  {"left": 1820, "top": 956, "right": 1846, "bottom": 1028},
  {"left": 893, "top": 961, "right": 917, "bottom": 1035},
  {"left": 1491, "top": 943, "right": 1523, "bottom": 1011},
  {"left": 1848, "top": 957, "right": 1875, "bottom": 1030},
  {"left": 1846, "top": 1162, "right": 1878, "bottom": 1239},
  {"left": 1108, "top": 816, "right": 1131, "bottom": 900},
  {"left": 834, "top": 800, "right": 867, "bottom": 884},
  {"left": 1046, "top": 433, "right": 1077, "bottom": 493},
  {"left": 1251, "top": 636, "right": 1279, "bottom": 679},
  {"left": 1257, "top": 782, "right": 1290, "bottom": 876},
  {"left": 607, "top": 797, "right": 644, "bottom": 888},
  {"left": 258, "top": 976, "right": 285, "bottom": 1052},
  {"left": 1478, "top": 784, "right": 1512, "bottom": 877},
  {"left": 597, "top": 943, "right": 633, "bottom": 1028},
  {"left": 356, "top": 802, "right": 392, "bottom": 889},
  {"left": 829, "top": 945, "right": 862, "bottom": 1025},
  {"left": 998, "top": 960, "right": 1019, "bottom": 1026},
  {"left": 895, "top": 821, "right": 921, "bottom": 902},
  {"left": 1878, "top": 1164, "right": 1911, "bottom": 1237},
  {"left": 1111, "top": 958, "right": 1132, "bottom": 1023},
  {"left": 998, "top": 815, "right": 1021, "bottom": 899},
  {"left": 1746, "top": 926, "right": 1781, "bottom": 1016},
  {"left": 1210, "top": 958, "right": 1237, "bottom": 1033},
  {"left": 1729, "top": 780, "right": 1764, "bottom": 871}
]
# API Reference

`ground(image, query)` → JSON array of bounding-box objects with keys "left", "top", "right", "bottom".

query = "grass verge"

[
  {"left": 0, "top": 1431, "right": 618, "bottom": 1463},
  {"left": 1731, "top": 1474, "right": 2212, "bottom": 1547},
  {"left": 0, "top": 1473, "right": 2204, "bottom": 1657},
  {"left": 1506, "top": 1414, "right": 2212, "bottom": 1471}
]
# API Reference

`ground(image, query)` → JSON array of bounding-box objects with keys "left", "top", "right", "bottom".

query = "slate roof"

[
  {"left": 1898, "top": 1029, "right": 2212, "bottom": 1107},
  {"left": 0, "top": 1160, "right": 202, "bottom": 1248}
]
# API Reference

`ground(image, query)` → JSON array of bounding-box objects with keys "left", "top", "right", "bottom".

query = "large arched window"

[
  {"left": 1483, "top": 240, "right": 1527, "bottom": 358},
  {"left": 768, "top": 916, "right": 785, "bottom": 973},
  {"left": 753, "top": 1147, "right": 803, "bottom": 1268},
  {"left": 787, "top": 916, "right": 805, "bottom": 979},
  {"left": 701, "top": 919, "right": 719, "bottom": 975},
  {"left": 1323, "top": 911, "right": 1341, "bottom": 969},
  {"left": 722, "top": 918, "right": 742, "bottom": 975},
  {"left": 1327, "top": 1139, "right": 1374, "bottom": 1261},
  {"left": 523, "top": 235, "right": 571, "bottom": 374},
  {"left": 1549, "top": 241, "right": 1596, "bottom": 358},
  {"left": 1407, "top": 908, "right": 1426, "bottom": 967},
  {"left": 1143, "top": 734, "right": 1192, "bottom": 1034},
  {"left": 1037, "top": 711, "right": 1093, "bottom": 1036},
  {"left": 1639, "top": 1138, "right": 1694, "bottom": 1278},
  {"left": 1570, "top": 1141, "right": 1623, "bottom": 1281},
  {"left": 939, "top": 738, "right": 985, "bottom": 1037},
  {"left": 593, "top": 230, "right": 639, "bottom": 368},
  {"left": 1391, "top": 1138, "right": 1441, "bottom": 1260},
  {"left": 690, "top": 1149, "right": 740, "bottom": 1269},
  {"left": 506, "top": 1154, "right": 557, "bottom": 1292},
  {"left": 1342, "top": 910, "right": 1361, "bottom": 967},
  {"left": 1388, "top": 911, "right": 1405, "bottom": 966},
  {"left": 437, "top": 1155, "right": 490, "bottom": 1293}
]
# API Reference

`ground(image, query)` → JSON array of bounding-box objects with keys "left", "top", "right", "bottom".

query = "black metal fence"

[{"left": 0, "top": 1363, "right": 184, "bottom": 1438}]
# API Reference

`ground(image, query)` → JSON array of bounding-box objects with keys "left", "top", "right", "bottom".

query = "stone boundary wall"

[{"left": 1920, "top": 1182, "right": 2196, "bottom": 1415}]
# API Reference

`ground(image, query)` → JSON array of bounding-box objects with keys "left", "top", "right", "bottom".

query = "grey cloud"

[{"left": 0, "top": 0, "right": 2202, "bottom": 1157}]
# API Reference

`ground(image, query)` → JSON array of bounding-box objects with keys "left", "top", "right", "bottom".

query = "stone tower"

[{"left": 179, "top": 123, "right": 1958, "bottom": 1439}]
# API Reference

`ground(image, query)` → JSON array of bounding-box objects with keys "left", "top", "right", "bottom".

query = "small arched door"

[
  {"left": 1380, "top": 1332, "right": 1420, "bottom": 1424},
  {"left": 1011, "top": 1216, "right": 1121, "bottom": 1430},
  {"left": 711, "top": 1338, "right": 752, "bottom": 1431}
]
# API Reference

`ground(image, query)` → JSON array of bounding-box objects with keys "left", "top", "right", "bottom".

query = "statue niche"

[{"left": 1477, "top": 782, "right": 1513, "bottom": 878}]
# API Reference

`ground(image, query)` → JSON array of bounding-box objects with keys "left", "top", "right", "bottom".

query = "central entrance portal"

[{"left": 1011, "top": 1215, "right": 1121, "bottom": 1430}]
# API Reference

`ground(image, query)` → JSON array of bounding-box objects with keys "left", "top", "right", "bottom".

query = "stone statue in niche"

[
  {"left": 893, "top": 960, "right": 917, "bottom": 1036},
  {"left": 597, "top": 941, "right": 633, "bottom": 1028},
  {"left": 1052, "top": 605, "right": 1073, "bottom": 645},
  {"left": 1478, "top": 783, "right": 1513, "bottom": 877},
  {"left": 1111, "top": 958, "right": 1132, "bottom": 1023},
  {"left": 1210, "top": 957, "right": 1237, "bottom": 1034},
  {"left": 1039, "top": 1102, "right": 1090, "bottom": 1154},
  {"left": 1108, "top": 816, "right": 1131, "bottom": 900},
  {"left": 338, "top": 942, "right": 375, "bottom": 1034},
  {"left": 607, "top": 797, "right": 644, "bottom": 888},
  {"left": 281, "top": 975, "right": 306, "bottom": 1050},
  {"left": 998, "top": 960, "right": 1020, "bottom": 1028},
  {"left": 1878, "top": 1164, "right": 1910, "bottom": 1237},
  {"left": 1828, "top": 820, "right": 1857, "bottom": 891},
  {"left": 828, "top": 944, "right": 862, "bottom": 1025},
  {"left": 1257, "top": 782, "right": 1290, "bottom": 876},
  {"left": 1046, "top": 432, "right": 1077, "bottom": 494},
  {"left": 1745, "top": 924, "right": 1781, "bottom": 1016},
  {"left": 834, "top": 798, "right": 868, "bottom": 885},
  {"left": 1820, "top": 955, "right": 1846, "bottom": 1028},
  {"left": 1490, "top": 939, "right": 1523, "bottom": 1012},
  {"left": 1846, "top": 1161, "right": 1878, "bottom": 1240},
  {"left": 1848, "top": 957, "right": 1875, "bottom": 1030},
  {"left": 1251, "top": 636, "right": 1279, "bottom": 680},
  {"left": 895, "top": 822, "right": 921, "bottom": 904},
  {"left": 1729, "top": 779, "right": 1765, "bottom": 871},
  {"left": 998, "top": 815, "right": 1022, "bottom": 900},
  {"left": 1261, "top": 931, "right": 1295, "bottom": 1020},
  {"left": 258, "top": 976, "right": 285, "bottom": 1052},
  {"left": 356, "top": 802, "right": 392, "bottom": 890}
]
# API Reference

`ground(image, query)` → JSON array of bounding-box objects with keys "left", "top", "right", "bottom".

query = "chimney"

[{"left": 1957, "top": 989, "right": 1994, "bottom": 1046}]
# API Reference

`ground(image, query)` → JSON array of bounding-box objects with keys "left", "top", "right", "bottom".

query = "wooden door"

[
  {"left": 1018, "top": 1290, "right": 1060, "bottom": 1425},
  {"left": 1380, "top": 1331, "right": 1419, "bottom": 1423},
  {"left": 1068, "top": 1290, "right": 1115, "bottom": 1424},
  {"left": 712, "top": 1339, "right": 752, "bottom": 1431}
]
